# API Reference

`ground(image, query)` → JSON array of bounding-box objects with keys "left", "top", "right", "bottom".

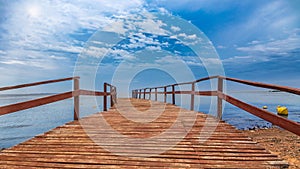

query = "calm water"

[
  {"left": 0, "top": 95, "right": 103, "bottom": 149},
  {"left": 0, "top": 91, "right": 299, "bottom": 149}
]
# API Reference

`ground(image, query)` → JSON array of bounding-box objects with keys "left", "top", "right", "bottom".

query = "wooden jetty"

[
  {"left": 0, "top": 99, "right": 289, "bottom": 168},
  {"left": 1, "top": 76, "right": 299, "bottom": 168}
]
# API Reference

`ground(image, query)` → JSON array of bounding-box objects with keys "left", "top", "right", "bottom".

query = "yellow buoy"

[
  {"left": 276, "top": 105, "right": 288, "bottom": 116},
  {"left": 262, "top": 106, "right": 268, "bottom": 109}
]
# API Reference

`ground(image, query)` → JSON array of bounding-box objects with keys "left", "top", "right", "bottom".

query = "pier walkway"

[{"left": 0, "top": 99, "right": 288, "bottom": 168}]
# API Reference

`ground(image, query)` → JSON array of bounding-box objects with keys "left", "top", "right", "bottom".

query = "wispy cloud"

[
  {"left": 0, "top": 50, "right": 6, "bottom": 55},
  {"left": 148, "top": 0, "right": 242, "bottom": 12},
  {"left": 236, "top": 29, "right": 300, "bottom": 57},
  {"left": 0, "top": 0, "right": 146, "bottom": 85}
]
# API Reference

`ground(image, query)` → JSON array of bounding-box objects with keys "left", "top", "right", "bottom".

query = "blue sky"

[{"left": 0, "top": 0, "right": 300, "bottom": 95}]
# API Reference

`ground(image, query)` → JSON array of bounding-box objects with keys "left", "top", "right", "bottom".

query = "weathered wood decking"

[{"left": 0, "top": 99, "right": 288, "bottom": 168}]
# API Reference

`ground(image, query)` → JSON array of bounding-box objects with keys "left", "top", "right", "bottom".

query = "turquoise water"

[{"left": 0, "top": 91, "right": 299, "bottom": 149}]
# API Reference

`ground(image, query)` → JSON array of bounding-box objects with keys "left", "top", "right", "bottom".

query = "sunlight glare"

[{"left": 27, "top": 5, "right": 40, "bottom": 18}]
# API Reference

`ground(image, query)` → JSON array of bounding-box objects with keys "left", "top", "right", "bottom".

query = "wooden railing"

[
  {"left": 132, "top": 76, "right": 300, "bottom": 136},
  {"left": 0, "top": 77, "right": 117, "bottom": 121}
]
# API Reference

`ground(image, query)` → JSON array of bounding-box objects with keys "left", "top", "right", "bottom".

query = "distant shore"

[{"left": 242, "top": 127, "right": 300, "bottom": 169}]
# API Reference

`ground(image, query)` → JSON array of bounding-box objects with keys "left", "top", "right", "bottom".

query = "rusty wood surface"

[{"left": 0, "top": 99, "right": 288, "bottom": 168}]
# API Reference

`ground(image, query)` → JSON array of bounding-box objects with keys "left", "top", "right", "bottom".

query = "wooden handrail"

[
  {"left": 132, "top": 76, "right": 300, "bottom": 136},
  {"left": 134, "top": 75, "right": 300, "bottom": 96},
  {"left": 220, "top": 76, "right": 300, "bottom": 96},
  {"left": 0, "top": 91, "right": 74, "bottom": 116},
  {"left": 0, "top": 77, "right": 117, "bottom": 121},
  {"left": 0, "top": 77, "right": 79, "bottom": 92}
]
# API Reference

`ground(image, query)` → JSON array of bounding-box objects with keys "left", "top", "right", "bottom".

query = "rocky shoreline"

[{"left": 243, "top": 127, "right": 300, "bottom": 169}]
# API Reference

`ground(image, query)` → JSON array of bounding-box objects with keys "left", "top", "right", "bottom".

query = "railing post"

[
  {"left": 172, "top": 85, "right": 175, "bottom": 105},
  {"left": 114, "top": 87, "right": 118, "bottom": 105},
  {"left": 217, "top": 77, "right": 223, "bottom": 119},
  {"left": 139, "top": 89, "right": 142, "bottom": 99},
  {"left": 110, "top": 86, "right": 114, "bottom": 107},
  {"left": 73, "top": 77, "right": 80, "bottom": 121},
  {"left": 190, "top": 82, "right": 195, "bottom": 111},
  {"left": 164, "top": 86, "right": 167, "bottom": 103},
  {"left": 155, "top": 88, "right": 157, "bottom": 101},
  {"left": 149, "top": 88, "right": 152, "bottom": 100},
  {"left": 143, "top": 89, "right": 146, "bottom": 99},
  {"left": 103, "top": 83, "right": 107, "bottom": 111}
]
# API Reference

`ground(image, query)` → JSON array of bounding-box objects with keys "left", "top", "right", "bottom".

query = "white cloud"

[
  {"left": 201, "top": 58, "right": 222, "bottom": 67},
  {"left": 155, "top": 55, "right": 182, "bottom": 64},
  {"left": 217, "top": 45, "right": 226, "bottom": 49},
  {"left": 171, "top": 33, "right": 201, "bottom": 45},
  {"left": 178, "top": 33, "right": 197, "bottom": 40},
  {"left": 103, "top": 20, "right": 127, "bottom": 35},
  {"left": 171, "top": 26, "right": 181, "bottom": 32},
  {"left": 84, "top": 46, "right": 109, "bottom": 58},
  {"left": 0, "top": 0, "right": 147, "bottom": 85},
  {"left": 154, "top": 55, "right": 204, "bottom": 66},
  {"left": 49, "top": 55, "right": 68, "bottom": 60},
  {"left": 146, "top": 46, "right": 161, "bottom": 51},
  {"left": 109, "top": 49, "right": 136, "bottom": 60},
  {"left": 151, "top": 0, "right": 241, "bottom": 12},
  {"left": 1, "top": 0, "right": 146, "bottom": 58},
  {"left": 248, "top": 40, "right": 261, "bottom": 45},
  {"left": 222, "top": 55, "right": 269, "bottom": 64},
  {"left": 0, "top": 50, "right": 6, "bottom": 55},
  {"left": 236, "top": 30, "right": 300, "bottom": 56},
  {"left": 47, "top": 44, "right": 84, "bottom": 54},
  {"left": 1, "top": 60, "right": 27, "bottom": 65},
  {"left": 125, "top": 42, "right": 146, "bottom": 49},
  {"left": 136, "top": 18, "right": 168, "bottom": 35},
  {"left": 0, "top": 1, "right": 145, "bottom": 89}
]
